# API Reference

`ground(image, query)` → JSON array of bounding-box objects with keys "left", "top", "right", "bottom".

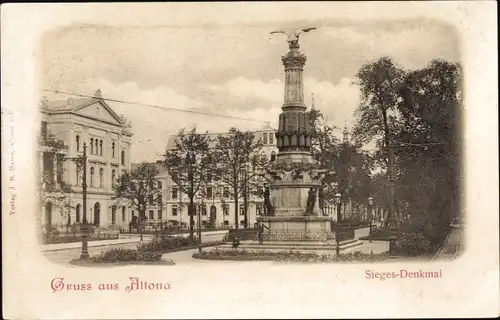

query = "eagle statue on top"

[{"left": 270, "top": 27, "right": 317, "bottom": 46}]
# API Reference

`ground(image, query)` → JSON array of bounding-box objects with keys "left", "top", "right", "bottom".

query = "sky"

[{"left": 40, "top": 19, "right": 459, "bottom": 162}]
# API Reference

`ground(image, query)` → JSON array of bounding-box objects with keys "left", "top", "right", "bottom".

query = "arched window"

[
  {"left": 111, "top": 205, "right": 116, "bottom": 225},
  {"left": 95, "top": 139, "right": 98, "bottom": 155},
  {"left": 76, "top": 165, "right": 80, "bottom": 186},
  {"left": 112, "top": 142, "right": 115, "bottom": 157},
  {"left": 111, "top": 169, "right": 116, "bottom": 187},
  {"left": 122, "top": 206, "right": 126, "bottom": 221},
  {"left": 157, "top": 181, "right": 162, "bottom": 189},
  {"left": 90, "top": 167, "right": 95, "bottom": 187},
  {"left": 76, "top": 135, "right": 80, "bottom": 151},
  {"left": 121, "top": 150, "right": 125, "bottom": 165},
  {"left": 99, "top": 168, "right": 104, "bottom": 187},
  {"left": 270, "top": 151, "right": 277, "bottom": 162},
  {"left": 90, "top": 138, "right": 94, "bottom": 154},
  {"left": 100, "top": 140, "right": 103, "bottom": 155},
  {"left": 75, "top": 204, "right": 81, "bottom": 223}
]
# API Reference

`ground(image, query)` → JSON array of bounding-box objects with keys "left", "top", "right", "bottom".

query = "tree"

[
  {"left": 38, "top": 132, "right": 75, "bottom": 233},
  {"left": 393, "top": 59, "right": 462, "bottom": 244},
  {"left": 212, "top": 128, "right": 266, "bottom": 229},
  {"left": 308, "top": 109, "right": 373, "bottom": 212},
  {"left": 162, "top": 127, "right": 213, "bottom": 239},
  {"left": 112, "top": 162, "right": 164, "bottom": 233},
  {"left": 353, "top": 57, "right": 406, "bottom": 226}
]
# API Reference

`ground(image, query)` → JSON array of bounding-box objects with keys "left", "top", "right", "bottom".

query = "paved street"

[
  {"left": 42, "top": 232, "right": 226, "bottom": 266},
  {"left": 42, "top": 227, "right": 393, "bottom": 265},
  {"left": 432, "top": 226, "right": 463, "bottom": 261}
]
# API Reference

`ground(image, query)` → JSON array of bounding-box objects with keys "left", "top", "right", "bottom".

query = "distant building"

[
  {"left": 39, "top": 90, "right": 133, "bottom": 231},
  {"left": 159, "top": 123, "right": 278, "bottom": 229}
]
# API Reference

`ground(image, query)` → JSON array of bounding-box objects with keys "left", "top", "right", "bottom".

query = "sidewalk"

[
  {"left": 41, "top": 230, "right": 228, "bottom": 252},
  {"left": 41, "top": 238, "right": 141, "bottom": 252}
]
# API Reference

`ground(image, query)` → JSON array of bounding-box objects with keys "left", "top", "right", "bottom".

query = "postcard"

[{"left": 1, "top": 2, "right": 498, "bottom": 319}]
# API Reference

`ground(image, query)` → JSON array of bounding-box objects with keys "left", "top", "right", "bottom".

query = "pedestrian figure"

[
  {"left": 318, "top": 188, "right": 325, "bottom": 216},
  {"left": 306, "top": 187, "right": 317, "bottom": 214},
  {"left": 232, "top": 235, "right": 240, "bottom": 249}
]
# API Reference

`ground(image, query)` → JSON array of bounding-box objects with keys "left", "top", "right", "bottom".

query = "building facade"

[
  {"left": 39, "top": 90, "right": 133, "bottom": 231},
  {"left": 158, "top": 125, "right": 279, "bottom": 229}
]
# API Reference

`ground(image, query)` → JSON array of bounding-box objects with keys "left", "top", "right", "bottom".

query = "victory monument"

[
  {"left": 251, "top": 27, "right": 361, "bottom": 251},
  {"left": 221, "top": 28, "right": 362, "bottom": 252},
  {"left": 256, "top": 27, "right": 332, "bottom": 242}
]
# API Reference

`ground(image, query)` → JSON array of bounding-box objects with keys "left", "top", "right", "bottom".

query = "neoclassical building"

[
  {"left": 159, "top": 124, "right": 279, "bottom": 229},
  {"left": 39, "top": 90, "right": 133, "bottom": 231}
]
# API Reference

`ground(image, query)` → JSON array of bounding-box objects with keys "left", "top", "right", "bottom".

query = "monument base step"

[{"left": 218, "top": 239, "right": 363, "bottom": 252}]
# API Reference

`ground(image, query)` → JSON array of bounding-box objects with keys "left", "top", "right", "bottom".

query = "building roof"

[
  {"left": 41, "top": 89, "right": 128, "bottom": 129},
  {"left": 165, "top": 129, "right": 277, "bottom": 150}
]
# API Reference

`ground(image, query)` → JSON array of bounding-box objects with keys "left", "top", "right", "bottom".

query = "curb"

[{"left": 41, "top": 240, "right": 141, "bottom": 252}]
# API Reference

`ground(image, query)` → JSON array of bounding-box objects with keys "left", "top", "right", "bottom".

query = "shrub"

[
  {"left": 136, "top": 235, "right": 199, "bottom": 252},
  {"left": 193, "top": 249, "right": 389, "bottom": 262},
  {"left": 92, "top": 248, "right": 163, "bottom": 263},
  {"left": 393, "top": 232, "right": 431, "bottom": 256}
]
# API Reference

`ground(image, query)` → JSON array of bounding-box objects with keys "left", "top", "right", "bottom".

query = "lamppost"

[
  {"left": 368, "top": 196, "right": 374, "bottom": 235},
  {"left": 334, "top": 193, "right": 342, "bottom": 256},
  {"left": 138, "top": 182, "right": 145, "bottom": 242},
  {"left": 80, "top": 143, "right": 89, "bottom": 259},
  {"left": 197, "top": 203, "right": 202, "bottom": 253}
]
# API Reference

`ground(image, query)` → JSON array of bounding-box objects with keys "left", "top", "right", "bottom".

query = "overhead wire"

[{"left": 42, "top": 89, "right": 270, "bottom": 124}]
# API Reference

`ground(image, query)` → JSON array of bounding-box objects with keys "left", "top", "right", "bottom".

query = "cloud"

[
  {"left": 203, "top": 77, "right": 284, "bottom": 107},
  {"left": 320, "top": 24, "right": 459, "bottom": 69}
]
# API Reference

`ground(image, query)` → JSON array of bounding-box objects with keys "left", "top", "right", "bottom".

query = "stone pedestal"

[{"left": 257, "top": 215, "right": 332, "bottom": 242}]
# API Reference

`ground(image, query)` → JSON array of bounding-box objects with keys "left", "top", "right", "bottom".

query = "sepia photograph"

[
  {"left": 2, "top": 2, "right": 498, "bottom": 319},
  {"left": 38, "top": 16, "right": 463, "bottom": 267}
]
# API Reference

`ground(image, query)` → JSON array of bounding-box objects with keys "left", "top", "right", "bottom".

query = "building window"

[
  {"left": 90, "top": 138, "right": 94, "bottom": 154},
  {"left": 100, "top": 140, "right": 103, "bottom": 155},
  {"left": 111, "top": 169, "right": 116, "bottom": 187},
  {"left": 158, "top": 209, "right": 163, "bottom": 220},
  {"left": 202, "top": 206, "right": 207, "bottom": 216},
  {"left": 263, "top": 132, "right": 268, "bottom": 144},
  {"left": 75, "top": 204, "right": 81, "bottom": 223},
  {"left": 111, "top": 206, "right": 116, "bottom": 225},
  {"left": 157, "top": 181, "right": 162, "bottom": 189},
  {"left": 76, "top": 166, "right": 80, "bottom": 186},
  {"left": 270, "top": 151, "right": 277, "bottom": 162},
  {"left": 76, "top": 135, "right": 80, "bottom": 151},
  {"left": 240, "top": 220, "right": 245, "bottom": 226},
  {"left": 224, "top": 220, "right": 229, "bottom": 226},
  {"left": 206, "top": 187, "right": 213, "bottom": 199},
  {"left": 121, "top": 151, "right": 125, "bottom": 165},
  {"left": 90, "top": 167, "right": 94, "bottom": 187},
  {"left": 207, "top": 172, "right": 212, "bottom": 181},
  {"left": 269, "top": 132, "right": 274, "bottom": 145},
  {"left": 260, "top": 153, "right": 267, "bottom": 162},
  {"left": 240, "top": 204, "right": 245, "bottom": 216},
  {"left": 202, "top": 221, "right": 207, "bottom": 227},
  {"left": 149, "top": 210, "right": 154, "bottom": 219},
  {"left": 112, "top": 142, "right": 115, "bottom": 158},
  {"left": 172, "top": 188, "right": 178, "bottom": 199},
  {"left": 95, "top": 139, "right": 98, "bottom": 155},
  {"left": 149, "top": 195, "right": 154, "bottom": 205},
  {"left": 122, "top": 206, "right": 126, "bottom": 221},
  {"left": 157, "top": 195, "right": 163, "bottom": 205},
  {"left": 172, "top": 206, "right": 178, "bottom": 216},
  {"left": 223, "top": 204, "right": 229, "bottom": 216},
  {"left": 256, "top": 203, "right": 263, "bottom": 215},
  {"left": 99, "top": 168, "right": 104, "bottom": 187},
  {"left": 223, "top": 187, "right": 229, "bottom": 198}
]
